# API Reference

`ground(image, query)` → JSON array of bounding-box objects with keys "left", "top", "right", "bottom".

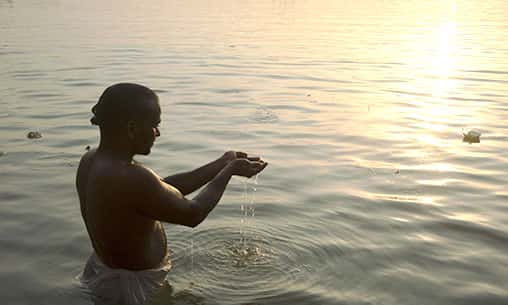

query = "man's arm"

[
  {"left": 162, "top": 154, "right": 229, "bottom": 196},
  {"left": 133, "top": 158, "right": 267, "bottom": 227},
  {"left": 163, "top": 151, "right": 260, "bottom": 195}
]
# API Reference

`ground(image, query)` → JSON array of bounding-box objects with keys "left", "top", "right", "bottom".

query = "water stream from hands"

[
  {"left": 188, "top": 175, "right": 260, "bottom": 277},
  {"left": 236, "top": 175, "right": 259, "bottom": 266}
]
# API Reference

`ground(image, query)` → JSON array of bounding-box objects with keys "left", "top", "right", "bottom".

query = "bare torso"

[{"left": 76, "top": 149, "right": 168, "bottom": 270}]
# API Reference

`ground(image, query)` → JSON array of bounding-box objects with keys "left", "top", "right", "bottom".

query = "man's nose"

[{"left": 155, "top": 128, "right": 161, "bottom": 137}]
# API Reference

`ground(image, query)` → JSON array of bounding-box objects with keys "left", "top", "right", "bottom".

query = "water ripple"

[{"left": 166, "top": 224, "right": 334, "bottom": 304}]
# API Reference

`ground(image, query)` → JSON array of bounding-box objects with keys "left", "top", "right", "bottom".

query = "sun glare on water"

[
  {"left": 397, "top": 19, "right": 464, "bottom": 150},
  {"left": 431, "top": 22, "right": 458, "bottom": 96}
]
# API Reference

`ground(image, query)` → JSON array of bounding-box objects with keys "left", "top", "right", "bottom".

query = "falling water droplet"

[{"left": 190, "top": 239, "right": 194, "bottom": 274}]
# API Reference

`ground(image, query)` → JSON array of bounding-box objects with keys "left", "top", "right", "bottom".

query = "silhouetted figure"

[{"left": 76, "top": 83, "right": 267, "bottom": 305}]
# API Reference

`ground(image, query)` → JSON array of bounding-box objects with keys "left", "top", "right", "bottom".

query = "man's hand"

[
  {"left": 164, "top": 151, "right": 266, "bottom": 195},
  {"left": 228, "top": 158, "right": 268, "bottom": 178},
  {"left": 221, "top": 151, "right": 261, "bottom": 164}
]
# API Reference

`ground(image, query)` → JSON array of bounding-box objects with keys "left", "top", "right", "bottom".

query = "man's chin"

[
  {"left": 136, "top": 143, "right": 154, "bottom": 155},
  {"left": 136, "top": 147, "right": 152, "bottom": 155}
]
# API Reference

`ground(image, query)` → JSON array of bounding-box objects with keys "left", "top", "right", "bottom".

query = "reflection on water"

[{"left": 1, "top": 0, "right": 508, "bottom": 304}]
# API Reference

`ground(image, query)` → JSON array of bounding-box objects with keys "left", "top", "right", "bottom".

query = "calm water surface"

[{"left": 1, "top": 1, "right": 508, "bottom": 304}]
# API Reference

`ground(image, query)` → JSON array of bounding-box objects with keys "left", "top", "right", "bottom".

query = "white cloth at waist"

[{"left": 79, "top": 252, "right": 171, "bottom": 305}]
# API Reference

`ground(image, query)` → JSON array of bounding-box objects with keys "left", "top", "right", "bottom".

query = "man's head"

[{"left": 92, "top": 83, "right": 161, "bottom": 155}]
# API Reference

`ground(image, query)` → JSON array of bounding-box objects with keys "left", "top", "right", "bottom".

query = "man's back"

[{"left": 76, "top": 149, "right": 168, "bottom": 270}]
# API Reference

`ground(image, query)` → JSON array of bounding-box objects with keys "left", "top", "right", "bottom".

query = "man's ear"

[{"left": 127, "top": 120, "right": 136, "bottom": 140}]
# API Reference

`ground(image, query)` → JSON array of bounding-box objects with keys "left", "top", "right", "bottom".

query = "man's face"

[{"left": 133, "top": 99, "right": 161, "bottom": 155}]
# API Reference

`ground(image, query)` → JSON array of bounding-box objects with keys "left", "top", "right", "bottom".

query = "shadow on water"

[{"left": 150, "top": 283, "right": 210, "bottom": 305}]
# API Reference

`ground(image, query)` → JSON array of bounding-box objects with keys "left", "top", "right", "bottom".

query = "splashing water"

[
  {"left": 190, "top": 239, "right": 194, "bottom": 273},
  {"left": 187, "top": 174, "right": 261, "bottom": 279},
  {"left": 239, "top": 175, "right": 259, "bottom": 259}
]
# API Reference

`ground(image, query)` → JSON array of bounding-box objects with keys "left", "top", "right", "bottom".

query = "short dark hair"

[{"left": 91, "top": 83, "right": 158, "bottom": 128}]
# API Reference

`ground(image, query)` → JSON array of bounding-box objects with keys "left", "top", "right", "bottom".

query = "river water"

[{"left": 1, "top": 0, "right": 508, "bottom": 304}]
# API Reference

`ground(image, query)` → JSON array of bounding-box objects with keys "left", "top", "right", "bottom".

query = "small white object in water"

[{"left": 463, "top": 130, "right": 481, "bottom": 144}]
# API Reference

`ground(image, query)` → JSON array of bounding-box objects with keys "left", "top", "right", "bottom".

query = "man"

[{"left": 76, "top": 83, "right": 267, "bottom": 305}]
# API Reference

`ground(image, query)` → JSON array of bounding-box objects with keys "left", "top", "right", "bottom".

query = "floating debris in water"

[
  {"left": 0, "top": 151, "right": 5, "bottom": 157},
  {"left": 463, "top": 130, "right": 481, "bottom": 144},
  {"left": 250, "top": 107, "right": 278, "bottom": 123},
  {"left": 395, "top": 169, "right": 400, "bottom": 174},
  {"left": 85, "top": 145, "right": 91, "bottom": 151},
  {"left": 27, "top": 131, "right": 42, "bottom": 139}
]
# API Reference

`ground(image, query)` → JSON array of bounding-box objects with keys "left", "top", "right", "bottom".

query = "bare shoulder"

[
  {"left": 78, "top": 148, "right": 96, "bottom": 167},
  {"left": 126, "top": 163, "right": 193, "bottom": 224},
  {"left": 76, "top": 149, "right": 99, "bottom": 212},
  {"left": 77, "top": 149, "right": 149, "bottom": 191},
  {"left": 123, "top": 162, "right": 178, "bottom": 195},
  {"left": 126, "top": 162, "right": 161, "bottom": 185},
  {"left": 76, "top": 149, "right": 97, "bottom": 186}
]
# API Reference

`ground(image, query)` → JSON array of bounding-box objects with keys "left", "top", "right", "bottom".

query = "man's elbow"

[
  {"left": 184, "top": 203, "right": 207, "bottom": 228},
  {"left": 184, "top": 214, "right": 201, "bottom": 228},
  {"left": 187, "top": 219, "right": 201, "bottom": 228}
]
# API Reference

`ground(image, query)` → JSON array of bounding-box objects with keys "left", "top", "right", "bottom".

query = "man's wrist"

[
  {"left": 219, "top": 151, "right": 235, "bottom": 166},
  {"left": 220, "top": 161, "right": 235, "bottom": 177}
]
